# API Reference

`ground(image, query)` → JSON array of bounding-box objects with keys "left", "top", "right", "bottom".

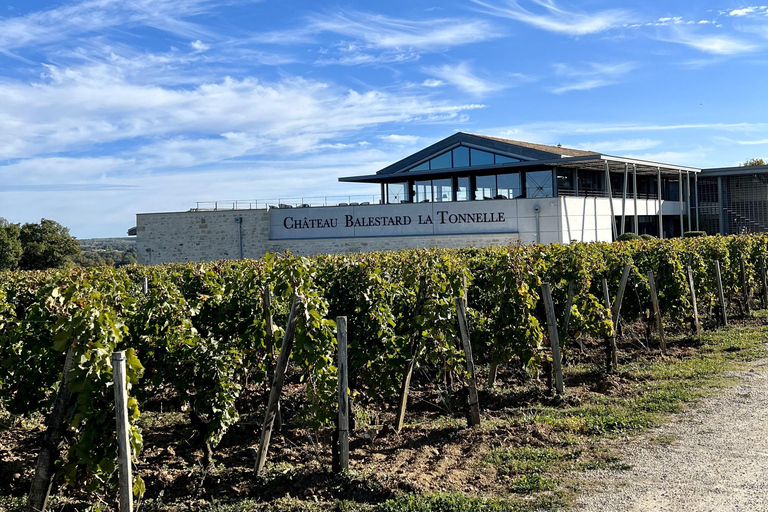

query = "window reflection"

[
  {"left": 526, "top": 171, "right": 554, "bottom": 198},
  {"left": 432, "top": 178, "right": 452, "bottom": 202},
  {"left": 430, "top": 152, "right": 452, "bottom": 170},
  {"left": 475, "top": 175, "right": 497, "bottom": 200},
  {"left": 457, "top": 177, "right": 470, "bottom": 201},
  {"left": 470, "top": 149, "right": 494, "bottom": 166},
  {"left": 497, "top": 173, "right": 521, "bottom": 199},
  {"left": 453, "top": 147, "right": 469, "bottom": 167},
  {"left": 414, "top": 180, "right": 433, "bottom": 202},
  {"left": 388, "top": 182, "right": 408, "bottom": 203}
]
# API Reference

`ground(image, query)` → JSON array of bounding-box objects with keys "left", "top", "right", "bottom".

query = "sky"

[{"left": 1, "top": 0, "right": 768, "bottom": 238}]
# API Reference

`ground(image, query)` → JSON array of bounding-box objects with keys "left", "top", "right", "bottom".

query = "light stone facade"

[{"left": 134, "top": 196, "right": 682, "bottom": 264}]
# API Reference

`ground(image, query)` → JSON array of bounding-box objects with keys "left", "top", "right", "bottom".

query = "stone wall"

[{"left": 135, "top": 209, "right": 520, "bottom": 264}]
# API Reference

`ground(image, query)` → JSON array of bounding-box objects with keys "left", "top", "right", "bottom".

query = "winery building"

[{"left": 132, "top": 132, "right": 707, "bottom": 264}]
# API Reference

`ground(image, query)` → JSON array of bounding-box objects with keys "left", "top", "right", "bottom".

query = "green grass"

[{"left": 376, "top": 491, "right": 567, "bottom": 512}]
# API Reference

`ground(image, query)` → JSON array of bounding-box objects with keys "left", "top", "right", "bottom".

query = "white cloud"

[
  {"left": 422, "top": 78, "right": 444, "bottom": 87},
  {"left": 190, "top": 40, "right": 211, "bottom": 51},
  {"left": 0, "top": 0, "right": 218, "bottom": 54},
  {"left": 670, "top": 32, "right": 758, "bottom": 54},
  {"left": 470, "top": 0, "right": 634, "bottom": 36},
  {"left": 422, "top": 62, "right": 503, "bottom": 96},
  {"left": 551, "top": 62, "right": 635, "bottom": 94},
  {"left": 729, "top": 7, "right": 759, "bottom": 17},
  {"left": 379, "top": 134, "right": 421, "bottom": 145},
  {"left": 0, "top": 59, "right": 484, "bottom": 165},
  {"left": 308, "top": 11, "right": 501, "bottom": 50}
]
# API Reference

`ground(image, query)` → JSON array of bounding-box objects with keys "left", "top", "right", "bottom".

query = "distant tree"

[
  {"left": 19, "top": 219, "right": 80, "bottom": 270},
  {"left": 0, "top": 218, "right": 22, "bottom": 271},
  {"left": 741, "top": 158, "right": 766, "bottom": 166}
]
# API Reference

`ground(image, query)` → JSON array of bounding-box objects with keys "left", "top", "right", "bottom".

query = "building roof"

[
  {"left": 339, "top": 131, "right": 700, "bottom": 184},
  {"left": 468, "top": 133, "right": 599, "bottom": 158}
]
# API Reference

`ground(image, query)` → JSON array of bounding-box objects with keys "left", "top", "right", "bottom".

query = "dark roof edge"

[
  {"left": 701, "top": 164, "right": 768, "bottom": 176},
  {"left": 374, "top": 132, "right": 580, "bottom": 176}
]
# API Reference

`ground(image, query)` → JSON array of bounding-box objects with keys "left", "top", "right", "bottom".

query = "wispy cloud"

[
  {"left": 308, "top": 11, "right": 501, "bottom": 50},
  {"left": 661, "top": 28, "right": 758, "bottom": 55},
  {"left": 470, "top": 0, "right": 634, "bottom": 35},
  {"left": 422, "top": 62, "right": 504, "bottom": 96},
  {"left": 0, "top": 58, "right": 484, "bottom": 165},
  {"left": 0, "top": 0, "right": 219, "bottom": 54},
  {"left": 551, "top": 62, "right": 635, "bottom": 94}
]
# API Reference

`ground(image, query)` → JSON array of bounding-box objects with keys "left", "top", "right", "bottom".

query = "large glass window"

[
  {"left": 432, "top": 178, "right": 452, "bottom": 202},
  {"left": 495, "top": 155, "right": 519, "bottom": 164},
  {"left": 411, "top": 162, "right": 429, "bottom": 172},
  {"left": 430, "top": 152, "right": 452, "bottom": 170},
  {"left": 388, "top": 182, "right": 408, "bottom": 203},
  {"left": 414, "top": 180, "right": 433, "bottom": 202},
  {"left": 453, "top": 147, "right": 470, "bottom": 167},
  {"left": 526, "top": 171, "right": 554, "bottom": 198},
  {"left": 456, "top": 176, "right": 470, "bottom": 201},
  {"left": 470, "top": 149, "right": 494, "bottom": 166},
  {"left": 497, "top": 173, "right": 521, "bottom": 199},
  {"left": 475, "top": 175, "right": 497, "bottom": 200}
]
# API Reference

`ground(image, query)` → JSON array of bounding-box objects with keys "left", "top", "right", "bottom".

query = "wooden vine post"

[
  {"left": 540, "top": 283, "right": 564, "bottom": 395},
  {"left": 395, "top": 281, "right": 427, "bottom": 432},
  {"left": 141, "top": 277, "right": 148, "bottom": 296},
  {"left": 601, "top": 278, "right": 618, "bottom": 372},
  {"left": 26, "top": 349, "right": 75, "bottom": 512},
  {"left": 262, "top": 286, "right": 282, "bottom": 430},
  {"left": 715, "top": 260, "right": 728, "bottom": 327},
  {"left": 761, "top": 256, "right": 768, "bottom": 309},
  {"left": 112, "top": 351, "right": 134, "bottom": 512},
  {"left": 612, "top": 265, "right": 632, "bottom": 329},
  {"left": 255, "top": 296, "right": 301, "bottom": 473},
  {"left": 740, "top": 258, "right": 751, "bottom": 316},
  {"left": 335, "top": 316, "right": 350, "bottom": 472},
  {"left": 455, "top": 297, "right": 481, "bottom": 426},
  {"left": 562, "top": 281, "right": 583, "bottom": 352},
  {"left": 687, "top": 266, "right": 702, "bottom": 336},
  {"left": 647, "top": 271, "right": 666, "bottom": 354}
]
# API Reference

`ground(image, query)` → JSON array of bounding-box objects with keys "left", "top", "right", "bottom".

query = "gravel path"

[{"left": 569, "top": 358, "right": 768, "bottom": 512}]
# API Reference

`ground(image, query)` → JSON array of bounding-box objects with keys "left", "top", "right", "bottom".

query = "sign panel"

[{"left": 269, "top": 201, "right": 519, "bottom": 240}]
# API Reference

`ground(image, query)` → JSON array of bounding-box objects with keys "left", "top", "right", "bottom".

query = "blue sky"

[{"left": 1, "top": 0, "right": 767, "bottom": 238}]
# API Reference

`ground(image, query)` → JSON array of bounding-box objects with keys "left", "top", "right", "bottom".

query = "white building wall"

[{"left": 135, "top": 197, "right": 688, "bottom": 264}]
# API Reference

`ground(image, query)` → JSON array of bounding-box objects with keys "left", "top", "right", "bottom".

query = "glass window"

[
  {"left": 526, "top": 171, "right": 554, "bottom": 198},
  {"left": 475, "top": 175, "right": 496, "bottom": 200},
  {"left": 456, "top": 176, "right": 470, "bottom": 201},
  {"left": 432, "top": 178, "right": 452, "bottom": 202},
  {"left": 410, "top": 162, "right": 429, "bottom": 172},
  {"left": 496, "top": 173, "right": 521, "bottom": 199},
  {"left": 470, "top": 149, "right": 494, "bottom": 166},
  {"left": 453, "top": 146, "right": 469, "bottom": 167},
  {"left": 495, "top": 155, "right": 520, "bottom": 164},
  {"left": 430, "top": 152, "right": 452, "bottom": 170},
  {"left": 414, "top": 180, "right": 433, "bottom": 202},
  {"left": 557, "top": 171, "right": 574, "bottom": 195},
  {"left": 388, "top": 182, "right": 408, "bottom": 204}
]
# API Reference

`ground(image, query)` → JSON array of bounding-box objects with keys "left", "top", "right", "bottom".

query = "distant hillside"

[{"left": 76, "top": 237, "right": 137, "bottom": 267}]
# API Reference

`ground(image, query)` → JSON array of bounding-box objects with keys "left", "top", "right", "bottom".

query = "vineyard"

[{"left": 2, "top": 234, "right": 768, "bottom": 511}]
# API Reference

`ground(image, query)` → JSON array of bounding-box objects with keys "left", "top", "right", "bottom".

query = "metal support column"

[
  {"left": 679, "top": 169, "right": 684, "bottom": 236},
  {"left": 574, "top": 169, "right": 579, "bottom": 196},
  {"left": 695, "top": 173, "right": 699, "bottom": 231},
  {"left": 605, "top": 161, "right": 617, "bottom": 240},
  {"left": 633, "top": 164, "right": 639, "bottom": 234},
  {"left": 657, "top": 167, "right": 663, "bottom": 239},
  {"left": 686, "top": 171, "right": 692, "bottom": 232},
  {"left": 717, "top": 176, "right": 725, "bottom": 235},
  {"left": 621, "top": 163, "right": 628, "bottom": 235}
]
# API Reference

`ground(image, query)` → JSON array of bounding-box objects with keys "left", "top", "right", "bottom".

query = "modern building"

[
  {"left": 132, "top": 132, "right": 703, "bottom": 264},
  {"left": 697, "top": 164, "right": 768, "bottom": 236}
]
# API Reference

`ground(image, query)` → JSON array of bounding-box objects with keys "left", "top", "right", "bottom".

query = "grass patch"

[
  {"left": 376, "top": 491, "right": 567, "bottom": 512},
  {"left": 483, "top": 446, "right": 564, "bottom": 475}
]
